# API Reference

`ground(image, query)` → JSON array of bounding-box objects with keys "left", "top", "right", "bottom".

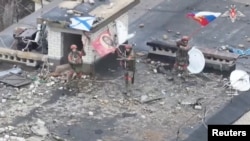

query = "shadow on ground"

[{"left": 93, "top": 53, "right": 124, "bottom": 79}]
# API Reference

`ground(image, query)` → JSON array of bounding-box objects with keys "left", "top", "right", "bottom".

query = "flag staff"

[{"left": 188, "top": 26, "right": 203, "bottom": 39}]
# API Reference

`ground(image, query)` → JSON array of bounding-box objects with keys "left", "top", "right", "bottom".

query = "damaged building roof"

[{"left": 42, "top": 0, "right": 139, "bottom": 33}]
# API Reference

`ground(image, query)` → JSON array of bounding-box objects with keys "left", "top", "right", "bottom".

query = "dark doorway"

[{"left": 62, "top": 32, "right": 82, "bottom": 64}]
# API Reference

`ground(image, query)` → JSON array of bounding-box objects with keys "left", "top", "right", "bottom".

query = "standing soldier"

[
  {"left": 67, "top": 44, "right": 85, "bottom": 82},
  {"left": 120, "top": 44, "right": 136, "bottom": 95},
  {"left": 174, "top": 36, "right": 191, "bottom": 77}
]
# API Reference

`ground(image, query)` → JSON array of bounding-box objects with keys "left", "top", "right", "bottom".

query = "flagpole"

[{"left": 188, "top": 26, "right": 203, "bottom": 39}]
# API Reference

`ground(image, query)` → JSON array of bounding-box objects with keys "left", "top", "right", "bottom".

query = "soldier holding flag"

[
  {"left": 174, "top": 36, "right": 191, "bottom": 77},
  {"left": 117, "top": 44, "right": 136, "bottom": 95}
]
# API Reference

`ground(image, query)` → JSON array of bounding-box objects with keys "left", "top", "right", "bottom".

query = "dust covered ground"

[{"left": 0, "top": 55, "right": 233, "bottom": 141}]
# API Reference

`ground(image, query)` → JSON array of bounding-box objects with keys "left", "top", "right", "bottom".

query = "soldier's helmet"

[
  {"left": 181, "top": 36, "right": 189, "bottom": 41},
  {"left": 70, "top": 44, "right": 77, "bottom": 50}
]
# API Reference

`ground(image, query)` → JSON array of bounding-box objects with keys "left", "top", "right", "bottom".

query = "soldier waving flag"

[{"left": 117, "top": 44, "right": 136, "bottom": 95}]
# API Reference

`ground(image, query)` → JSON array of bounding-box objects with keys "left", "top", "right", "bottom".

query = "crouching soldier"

[
  {"left": 174, "top": 36, "right": 191, "bottom": 77},
  {"left": 67, "top": 44, "right": 85, "bottom": 82}
]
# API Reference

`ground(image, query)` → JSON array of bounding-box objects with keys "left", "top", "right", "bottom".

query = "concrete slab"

[{"left": 0, "top": 74, "right": 32, "bottom": 87}]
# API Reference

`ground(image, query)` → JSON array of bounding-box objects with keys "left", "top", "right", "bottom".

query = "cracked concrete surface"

[{"left": 0, "top": 56, "right": 233, "bottom": 141}]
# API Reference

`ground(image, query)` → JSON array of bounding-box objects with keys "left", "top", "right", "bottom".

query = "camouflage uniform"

[
  {"left": 67, "top": 44, "right": 85, "bottom": 81},
  {"left": 174, "top": 36, "right": 191, "bottom": 75},
  {"left": 123, "top": 45, "right": 136, "bottom": 94}
]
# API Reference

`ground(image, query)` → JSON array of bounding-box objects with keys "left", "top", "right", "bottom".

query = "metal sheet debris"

[
  {"left": 0, "top": 67, "right": 22, "bottom": 78},
  {"left": 0, "top": 74, "right": 32, "bottom": 87}
]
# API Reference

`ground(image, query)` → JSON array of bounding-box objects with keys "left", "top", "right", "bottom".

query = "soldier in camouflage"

[
  {"left": 174, "top": 36, "right": 191, "bottom": 76},
  {"left": 120, "top": 44, "right": 136, "bottom": 95},
  {"left": 67, "top": 44, "right": 85, "bottom": 81}
]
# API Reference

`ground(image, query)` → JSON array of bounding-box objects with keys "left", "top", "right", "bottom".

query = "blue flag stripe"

[{"left": 74, "top": 17, "right": 92, "bottom": 30}]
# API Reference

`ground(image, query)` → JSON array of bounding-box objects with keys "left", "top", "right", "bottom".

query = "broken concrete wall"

[{"left": 0, "top": 0, "right": 35, "bottom": 31}]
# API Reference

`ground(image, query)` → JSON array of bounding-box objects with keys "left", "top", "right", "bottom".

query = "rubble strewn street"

[{"left": 0, "top": 55, "right": 233, "bottom": 141}]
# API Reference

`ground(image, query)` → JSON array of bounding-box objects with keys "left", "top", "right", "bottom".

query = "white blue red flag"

[
  {"left": 69, "top": 16, "right": 96, "bottom": 31},
  {"left": 187, "top": 11, "right": 221, "bottom": 26}
]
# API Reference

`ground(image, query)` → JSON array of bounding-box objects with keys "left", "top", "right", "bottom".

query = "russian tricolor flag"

[{"left": 187, "top": 11, "right": 221, "bottom": 26}]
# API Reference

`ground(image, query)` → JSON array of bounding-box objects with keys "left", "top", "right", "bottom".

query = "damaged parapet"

[
  {"left": 0, "top": 47, "right": 48, "bottom": 67},
  {"left": 146, "top": 40, "right": 239, "bottom": 72}
]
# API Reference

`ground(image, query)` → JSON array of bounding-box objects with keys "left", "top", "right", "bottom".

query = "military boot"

[{"left": 181, "top": 69, "right": 190, "bottom": 81}]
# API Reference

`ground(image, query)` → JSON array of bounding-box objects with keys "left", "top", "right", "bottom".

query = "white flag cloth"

[{"left": 115, "top": 20, "right": 136, "bottom": 45}]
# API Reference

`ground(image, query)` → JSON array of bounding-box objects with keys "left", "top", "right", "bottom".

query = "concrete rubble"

[
  {"left": 30, "top": 119, "right": 49, "bottom": 137},
  {"left": 0, "top": 54, "right": 233, "bottom": 141},
  {"left": 162, "top": 34, "right": 168, "bottom": 40},
  {"left": 238, "top": 44, "right": 245, "bottom": 48},
  {"left": 139, "top": 24, "right": 144, "bottom": 28}
]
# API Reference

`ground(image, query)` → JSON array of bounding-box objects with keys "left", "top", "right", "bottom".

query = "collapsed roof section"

[{"left": 41, "top": 0, "right": 140, "bottom": 33}]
